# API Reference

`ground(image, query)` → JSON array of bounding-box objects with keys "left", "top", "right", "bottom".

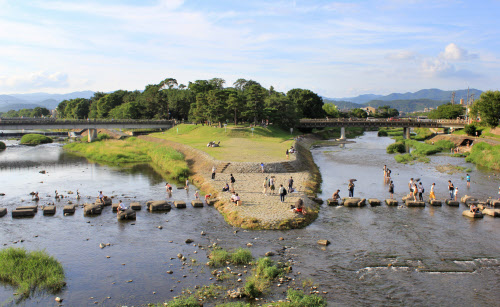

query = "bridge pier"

[
  {"left": 88, "top": 129, "right": 98, "bottom": 142},
  {"left": 403, "top": 127, "right": 411, "bottom": 139},
  {"left": 338, "top": 127, "right": 346, "bottom": 140}
]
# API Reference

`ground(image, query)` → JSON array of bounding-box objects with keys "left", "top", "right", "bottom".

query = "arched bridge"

[{"left": 298, "top": 118, "right": 466, "bottom": 139}]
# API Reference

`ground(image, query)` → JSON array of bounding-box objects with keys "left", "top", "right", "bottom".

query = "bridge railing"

[
  {"left": 299, "top": 118, "right": 467, "bottom": 124},
  {"left": 0, "top": 118, "right": 176, "bottom": 125}
]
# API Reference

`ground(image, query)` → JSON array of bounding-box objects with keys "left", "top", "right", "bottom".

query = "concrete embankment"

[{"left": 138, "top": 135, "right": 321, "bottom": 229}]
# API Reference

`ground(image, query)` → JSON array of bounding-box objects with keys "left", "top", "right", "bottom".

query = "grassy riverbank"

[
  {"left": 466, "top": 142, "right": 500, "bottom": 170},
  {"left": 0, "top": 248, "right": 65, "bottom": 299},
  {"left": 19, "top": 134, "right": 53, "bottom": 145},
  {"left": 64, "top": 137, "right": 189, "bottom": 179}
]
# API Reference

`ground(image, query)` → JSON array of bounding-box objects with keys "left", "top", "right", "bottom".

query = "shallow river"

[{"left": 0, "top": 133, "right": 499, "bottom": 306}]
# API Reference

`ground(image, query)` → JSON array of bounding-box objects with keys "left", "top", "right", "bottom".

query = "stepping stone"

[
  {"left": 84, "top": 204, "right": 103, "bottom": 215},
  {"left": 129, "top": 202, "right": 141, "bottom": 210},
  {"left": 16, "top": 205, "right": 38, "bottom": 213},
  {"left": 174, "top": 201, "right": 186, "bottom": 209},
  {"left": 317, "top": 239, "right": 330, "bottom": 246},
  {"left": 147, "top": 200, "right": 171, "bottom": 211},
  {"left": 117, "top": 208, "right": 136, "bottom": 220},
  {"left": 112, "top": 203, "right": 119, "bottom": 212},
  {"left": 0, "top": 208, "right": 7, "bottom": 217},
  {"left": 327, "top": 198, "right": 338, "bottom": 206},
  {"left": 406, "top": 201, "right": 425, "bottom": 207},
  {"left": 12, "top": 209, "right": 36, "bottom": 217},
  {"left": 445, "top": 200, "right": 460, "bottom": 206},
  {"left": 342, "top": 198, "right": 366, "bottom": 207},
  {"left": 462, "top": 210, "right": 483, "bottom": 218},
  {"left": 43, "top": 205, "right": 56, "bottom": 215},
  {"left": 95, "top": 198, "right": 112, "bottom": 206},
  {"left": 429, "top": 200, "right": 442, "bottom": 206},
  {"left": 488, "top": 200, "right": 500, "bottom": 208},
  {"left": 385, "top": 199, "right": 398, "bottom": 206},
  {"left": 207, "top": 199, "right": 217, "bottom": 206},
  {"left": 368, "top": 198, "right": 381, "bottom": 206},
  {"left": 191, "top": 200, "right": 204, "bottom": 208},
  {"left": 63, "top": 205, "right": 76, "bottom": 214},
  {"left": 482, "top": 208, "right": 500, "bottom": 217}
]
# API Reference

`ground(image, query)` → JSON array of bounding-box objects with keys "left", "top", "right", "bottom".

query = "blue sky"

[{"left": 0, "top": 0, "right": 499, "bottom": 97}]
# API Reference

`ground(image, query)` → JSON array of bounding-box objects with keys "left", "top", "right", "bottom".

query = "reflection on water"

[{"left": 0, "top": 134, "right": 499, "bottom": 306}]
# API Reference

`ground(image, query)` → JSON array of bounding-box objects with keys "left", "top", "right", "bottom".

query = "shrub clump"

[
  {"left": 20, "top": 134, "right": 53, "bottom": 145},
  {"left": 243, "top": 257, "right": 283, "bottom": 298},
  {"left": 208, "top": 248, "right": 253, "bottom": 267},
  {"left": 377, "top": 129, "right": 388, "bottom": 137},
  {"left": 0, "top": 141, "right": 5, "bottom": 150},
  {"left": 466, "top": 142, "right": 500, "bottom": 170},
  {"left": 0, "top": 247, "right": 65, "bottom": 298},
  {"left": 387, "top": 142, "right": 406, "bottom": 154},
  {"left": 230, "top": 248, "right": 253, "bottom": 265}
]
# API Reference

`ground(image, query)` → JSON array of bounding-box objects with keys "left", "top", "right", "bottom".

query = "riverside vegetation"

[
  {"left": 0, "top": 141, "right": 5, "bottom": 150},
  {"left": 0, "top": 248, "right": 65, "bottom": 299},
  {"left": 19, "top": 134, "right": 53, "bottom": 145}
]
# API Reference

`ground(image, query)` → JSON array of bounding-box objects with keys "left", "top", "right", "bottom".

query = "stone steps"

[
  {"left": 220, "top": 162, "right": 231, "bottom": 173},
  {"left": 280, "top": 162, "right": 295, "bottom": 173}
]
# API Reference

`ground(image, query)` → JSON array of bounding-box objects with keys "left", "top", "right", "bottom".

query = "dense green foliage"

[
  {"left": 378, "top": 130, "right": 388, "bottom": 137},
  {"left": 216, "top": 303, "right": 251, "bottom": 307},
  {"left": 470, "top": 90, "right": 500, "bottom": 127},
  {"left": 466, "top": 142, "right": 500, "bottom": 170},
  {"left": 0, "top": 107, "right": 50, "bottom": 118},
  {"left": 208, "top": 248, "right": 252, "bottom": 267},
  {"left": 0, "top": 141, "right": 5, "bottom": 150},
  {"left": 427, "top": 103, "right": 465, "bottom": 119},
  {"left": 20, "top": 134, "right": 53, "bottom": 145},
  {"left": 55, "top": 78, "right": 326, "bottom": 128},
  {"left": 162, "top": 295, "right": 199, "bottom": 307},
  {"left": 464, "top": 124, "right": 477, "bottom": 136},
  {"left": 387, "top": 142, "right": 405, "bottom": 154},
  {"left": 244, "top": 257, "right": 283, "bottom": 298},
  {"left": 0, "top": 248, "right": 65, "bottom": 298},
  {"left": 274, "top": 289, "right": 327, "bottom": 307}
]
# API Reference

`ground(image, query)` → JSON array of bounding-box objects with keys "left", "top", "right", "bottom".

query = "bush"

[
  {"left": 208, "top": 249, "right": 230, "bottom": 267},
  {"left": 0, "top": 141, "right": 5, "bottom": 150},
  {"left": 230, "top": 248, "right": 252, "bottom": 265},
  {"left": 20, "top": 134, "right": 53, "bottom": 145},
  {"left": 464, "top": 124, "right": 476, "bottom": 136},
  {"left": 244, "top": 280, "right": 262, "bottom": 298},
  {"left": 164, "top": 295, "right": 199, "bottom": 307},
  {"left": 97, "top": 133, "right": 111, "bottom": 141},
  {"left": 466, "top": 142, "right": 500, "bottom": 170},
  {"left": 285, "top": 289, "right": 327, "bottom": 307},
  {"left": 434, "top": 140, "right": 455, "bottom": 150},
  {"left": 0, "top": 248, "right": 65, "bottom": 298},
  {"left": 387, "top": 142, "right": 406, "bottom": 154},
  {"left": 377, "top": 129, "right": 388, "bottom": 137},
  {"left": 394, "top": 153, "right": 415, "bottom": 164}
]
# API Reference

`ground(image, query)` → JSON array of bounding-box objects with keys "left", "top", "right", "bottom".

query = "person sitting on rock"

[
  {"left": 332, "top": 189, "right": 340, "bottom": 201},
  {"left": 117, "top": 200, "right": 127, "bottom": 216},
  {"left": 291, "top": 199, "right": 306, "bottom": 215},
  {"left": 32, "top": 192, "right": 39, "bottom": 201},
  {"left": 222, "top": 183, "right": 230, "bottom": 192},
  {"left": 98, "top": 191, "right": 105, "bottom": 203},
  {"left": 470, "top": 203, "right": 479, "bottom": 213}
]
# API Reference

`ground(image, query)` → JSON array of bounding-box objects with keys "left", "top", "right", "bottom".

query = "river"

[{"left": 0, "top": 132, "right": 499, "bottom": 306}]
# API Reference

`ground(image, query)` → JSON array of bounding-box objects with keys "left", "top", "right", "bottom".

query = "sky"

[{"left": 0, "top": 0, "right": 499, "bottom": 98}]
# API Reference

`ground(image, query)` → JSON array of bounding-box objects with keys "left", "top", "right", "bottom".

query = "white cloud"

[
  {"left": 420, "top": 58, "right": 454, "bottom": 76},
  {"left": 386, "top": 50, "right": 416, "bottom": 61},
  {"left": 439, "top": 43, "right": 478, "bottom": 61},
  {"left": 0, "top": 72, "right": 69, "bottom": 91}
]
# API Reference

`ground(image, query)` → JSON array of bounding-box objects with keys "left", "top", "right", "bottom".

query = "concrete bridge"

[
  {"left": 0, "top": 118, "right": 176, "bottom": 141},
  {"left": 298, "top": 118, "right": 466, "bottom": 139}
]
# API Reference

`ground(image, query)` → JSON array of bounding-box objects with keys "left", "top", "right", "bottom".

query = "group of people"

[{"left": 207, "top": 141, "right": 221, "bottom": 147}]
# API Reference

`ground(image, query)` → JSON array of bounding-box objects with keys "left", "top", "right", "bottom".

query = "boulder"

[
  {"left": 95, "top": 198, "right": 112, "bottom": 206},
  {"left": 402, "top": 195, "right": 413, "bottom": 202},
  {"left": 147, "top": 200, "right": 171, "bottom": 211},
  {"left": 342, "top": 197, "right": 365, "bottom": 207},
  {"left": 0, "top": 208, "right": 7, "bottom": 217},
  {"left": 488, "top": 200, "right": 500, "bottom": 208},
  {"left": 174, "top": 201, "right": 186, "bottom": 209},
  {"left": 112, "top": 203, "right": 119, "bottom": 212},
  {"left": 84, "top": 204, "right": 103, "bottom": 215},
  {"left": 327, "top": 198, "right": 339, "bottom": 206},
  {"left": 63, "top": 204, "right": 76, "bottom": 214},
  {"left": 406, "top": 201, "right": 425, "bottom": 207},
  {"left": 429, "top": 200, "right": 442, "bottom": 206},
  {"left": 461, "top": 195, "right": 480, "bottom": 204},
  {"left": 368, "top": 198, "right": 381, "bottom": 206},
  {"left": 462, "top": 210, "right": 483, "bottom": 218},
  {"left": 16, "top": 205, "right": 38, "bottom": 213},
  {"left": 207, "top": 199, "right": 217, "bottom": 206},
  {"left": 312, "top": 197, "right": 324, "bottom": 205},
  {"left": 482, "top": 208, "right": 500, "bottom": 217},
  {"left": 43, "top": 205, "right": 56, "bottom": 215},
  {"left": 129, "top": 202, "right": 141, "bottom": 210},
  {"left": 385, "top": 199, "right": 398, "bottom": 206},
  {"left": 445, "top": 200, "right": 460, "bottom": 206},
  {"left": 317, "top": 239, "right": 330, "bottom": 246},
  {"left": 12, "top": 209, "right": 36, "bottom": 217},
  {"left": 117, "top": 208, "right": 136, "bottom": 220},
  {"left": 191, "top": 200, "right": 204, "bottom": 208}
]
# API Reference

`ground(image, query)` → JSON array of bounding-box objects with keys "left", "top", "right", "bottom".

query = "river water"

[{"left": 0, "top": 133, "right": 499, "bottom": 306}]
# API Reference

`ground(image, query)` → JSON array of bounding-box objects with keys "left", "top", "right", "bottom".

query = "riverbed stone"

[
  {"left": 43, "top": 205, "right": 56, "bottom": 215},
  {"left": 0, "top": 208, "right": 6, "bottom": 217},
  {"left": 95, "top": 198, "right": 112, "bottom": 206},
  {"left": 326, "top": 198, "right": 338, "bottom": 206},
  {"left": 462, "top": 210, "right": 483, "bottom": 218},
  {"left": 63, "top": 204, "right": 76, "bottom": 214},
  {"left": 111, "top": 203, "right": 119, "bottom": 212},
  {"left": 445, "top": 200, "right": 460, "bottom": 206},
  {"left": 117, "top": 208, "right": 136, "bottom": 220},
  {"left": 12, "top": 209, "right": 36, "bottom": 217},
  {"left": 207, "top": 199, "right": 217, "bottom": 206},
  {"left": 84, "top": 204, "right": 103, "bottom": 215},
  {"left": 461, "top": 195, "right": 480, "bottom": 205},
  {"left": 429, "top": 200, "right": 442, "bottom": 206},
  {"left": 174, "top": 201, "right": 186, "bottom": 208},
  {"left": 406, "top": 201, "right": 425, "bottom": 207},
  {"left": 342, "top": 197, "right": 365, "bottom": 207},
  {"left": 488, "top": 200, "right": 500, "bottom": 208},
  {"left": 16, "top": 205, "right": 38, "bottom": 213},
  {"left": 129, "top": 202, "right": 141, "bottom": 210},
  {"left": 368, "top": 198, "right": 381, "bottom": 206},
  {"left": 385, "top": 199, "right": 398, "bottom": 206},
  {"left": 482, "top": 208, "right": 500, "bottom": 217},
  {"left": 317, "top": 239, "right": 330, "bottom": 246},
  {"left": 148, "top": 200, "right": 171, "bottom": 211},
  {"left": 191, "top": 200, "right": 204, "bottom": 208}
]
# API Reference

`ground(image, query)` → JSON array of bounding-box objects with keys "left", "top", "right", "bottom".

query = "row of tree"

[{"left": 0, "top": 107, "right": 51, "bottom": 118}]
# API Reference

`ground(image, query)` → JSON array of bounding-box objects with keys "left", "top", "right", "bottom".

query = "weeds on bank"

[
  {"left": 208, "top": 248, "right": 252, "bottom": 267},
  {"left": 244, "top": 257, "right": 284, "bottom": 298},
  {"left": 0, "top": 248, "right": 65, "bottom": 299},
  {"left": 19, "top": 134, "right": 53, "bottom": 145},
  {"left": 389, "top": 138, "right": 456, "bottom": 164},
  {"left": 271, "top": 289, "right": 327, "bottom": 307},
  {"left": 466, "top": 142, "right": 500, "bottom": 170}
]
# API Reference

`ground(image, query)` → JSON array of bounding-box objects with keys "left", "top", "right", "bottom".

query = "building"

[{"left": 360, "top": 106, "right": 377, "bottom": 115}]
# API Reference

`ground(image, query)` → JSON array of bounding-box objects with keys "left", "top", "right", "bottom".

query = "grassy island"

[
  {"left": 20, "top": 134, "right": 53, "bottom": 145},
  {"left": 0, "top": 247, "right": 65, "bottom": 298}
]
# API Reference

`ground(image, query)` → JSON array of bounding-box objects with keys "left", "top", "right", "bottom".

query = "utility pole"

[{"left": 451, "top": 91, "right": 455, "bottom": 105}]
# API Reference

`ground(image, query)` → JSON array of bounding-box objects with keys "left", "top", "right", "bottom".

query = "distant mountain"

[
  {"left": 327, "top": 88, "right": 482, "bottom": 104},
  {"left": 0, "top": 91, "right": 95, "bottom": 112},
  {"left": 364, "top": 99, "right": 448, "bottom": 113},
  {"left": 0, "top": 103, "right": 41, "bottom": 113},
  {"left": 323, "top": 99, "right": 360, "bottom": 110},
  {"left": 10, "top": 91, "right": 95, "bottom": 102}
]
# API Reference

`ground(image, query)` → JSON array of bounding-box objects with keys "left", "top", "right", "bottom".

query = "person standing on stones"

[
  {"left": 348, "top": 180, "right": 355, "bottom": 197},
  {"left": 448, "top": 180, "right": 454, "bottom": 199},
  {"left": 279, "top": 184, "right": 287, "bottom": 202},
  {"left": 270, "top": 176, "right": 275, "bottom": 195},
  {"left": 211, "top": 166, "right": 216, "bottom": 180},
  {"left": 230, "top": 174, "right": 236, "bottom": 192},
  {"left": 418, "top": 182, "right": 424, "bottom": 201},
  {"left": 260, "top": 162, "right": 265, "bottom": 173},
  {"left": 429, "top": 183, "right": 436, "bottom": 200},
  {"left": 408, "top": 178, "right": 414, "bottom": 194},
  {"left": 117, "top": 200, "right": 127, "bottom": 216},
  {"left": 389, "top": 181, "right": 394, "bottom": 199},
  {"left": 288, "top": 176, "right": 294, "bottom": 193},
  {"left": 286, "top": 149, "right": 289, "bottom": 159},
  {"left": 466, "top": 174, "right": 471, "bottom": 188}
]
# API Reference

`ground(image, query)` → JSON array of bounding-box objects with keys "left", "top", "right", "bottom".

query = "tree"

[
  {"left": 464, "top": 124, "right": 476, "bottom": 136},
  {"left": 265, "top": 93, "right": 298, "bottom": 127},
  {"left": 206, "top": 89, "right": 228, "bottom": 124},
  {"left": 208, "top": 78, "right": 225, "bottom": 90},
  {"left": 471, "top": 90, "right": 500, "bottom": 127},
  {"left": 244, "top": 84, "right": 266, "bottom": 123},
  {"left": 226, "top": 91, "right": 244, "bottom": 125},
  {"left": 287, "top": 89, "right": 324, "bottom": 119},
  {"left": 428, "top": 103, "right": 464, "bottom": 120},
  {"left": 351, "top": 108, "right": 368, "bottom": 118},
  {"left": 322, "top": 103, "right": 339, "bottom": 118}
]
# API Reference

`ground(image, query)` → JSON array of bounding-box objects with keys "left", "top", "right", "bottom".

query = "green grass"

[
  {"left": 386, "top": 142, "right": 405, "bottom": 154},
  {"left": 413, "top": 128, "right": 434, "bottom": 141},
  {"left": 230, "top": 248, "right": 253, "bottom": 265},
  {"left": 244, "top": 257, "right": 284, "bottom": 298},
  {"left": 208, "top": 248, "right": 253, "bottom": 267},
  {"left": 378, "top": 127, "right": 404, "bottom": 137},
  {"left": 151, "top": 124, "right": 297, "bottom": 162},
  {"left": 394, "top": 153, "right": 416, "bottom": 164},
  {"left": 19, "top": 134, "right": 53, "bottom": 145},
  {"left": 64, "top": 137, "right": 188, "bottom": 179},
  {"left": 271, "top": 289, "right": 327, "bottom": 307},
  {"left": 0, "top": 141, "right": 5, "bottom": 150},
  {"left": 0, "top": 248, "right": 65, "bottom": 298},
  {"left": 466, "top": 142, "right": 500, "bottom": 170},
  {"left": 161, "top": 295, "right": 199, "bottom": 307},
  {"left": 216, "top": 303, "right": 251, "bottom": 307}
]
